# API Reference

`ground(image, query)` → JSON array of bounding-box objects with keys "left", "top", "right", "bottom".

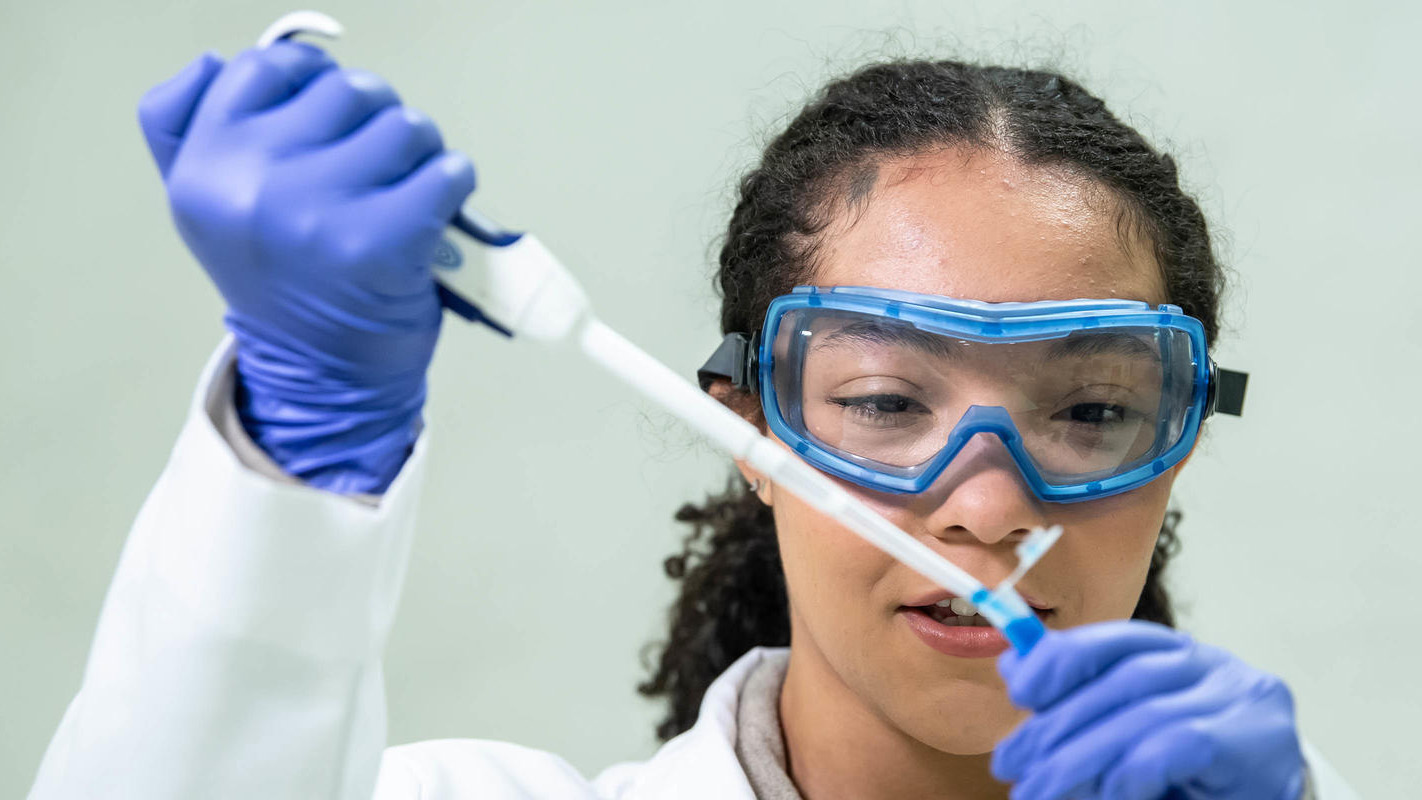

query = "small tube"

[
  {"left": 973, "top": 587, "right": 1046, "bottom": 654},
  {"left": 974, "top": 525, "right": 1064, "bottom": 653}
]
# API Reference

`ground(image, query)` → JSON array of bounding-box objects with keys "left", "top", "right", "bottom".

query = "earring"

[{"left": 748, "top": 478, "right": 764, "bottom": 493}]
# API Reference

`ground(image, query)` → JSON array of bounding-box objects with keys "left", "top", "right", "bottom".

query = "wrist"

[{"left": 233, "top": 341, "right": 428, "bottom": 495}]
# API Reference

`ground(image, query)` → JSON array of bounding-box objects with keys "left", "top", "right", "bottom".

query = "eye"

[
  {"left": 830, "top": 393, "right": 930, "bottom": 424},
  {"left": 1055, "top": 402, "right": 1129, "bottom": 425}
]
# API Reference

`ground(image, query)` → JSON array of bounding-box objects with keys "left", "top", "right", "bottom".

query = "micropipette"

[{"left": 256, "top": 10, "right": 1059, "bottom": 653}]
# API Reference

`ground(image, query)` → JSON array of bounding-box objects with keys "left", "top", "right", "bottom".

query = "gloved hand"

[
  {"left": 993, "top": 621, "right": 1305, "bottom": 800},
  {"left": 137, "top": 42, "right": 476, "bottom": 493}
]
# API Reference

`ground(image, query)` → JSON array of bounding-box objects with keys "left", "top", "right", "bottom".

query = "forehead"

[{"left": 810, "top": 148, "right": 1165, "bottom": 304}]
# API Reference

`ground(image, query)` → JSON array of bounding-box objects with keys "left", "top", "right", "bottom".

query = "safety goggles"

[{"left": 699, "top": 287, "right": 1247, "bottom": 503}]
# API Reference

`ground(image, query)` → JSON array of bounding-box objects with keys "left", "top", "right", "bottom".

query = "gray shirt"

[{"left": 733, "top": 649, "right": 801, "bottom": 800}]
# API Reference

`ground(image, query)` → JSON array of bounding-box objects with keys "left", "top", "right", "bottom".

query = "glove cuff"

[{"left": 233, "top": 345, "right": 427, "bottom": 495}]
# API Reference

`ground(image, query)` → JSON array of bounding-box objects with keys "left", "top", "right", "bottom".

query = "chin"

[{"left": 898, "top": 677, "right": 1027, "bottom": 755}]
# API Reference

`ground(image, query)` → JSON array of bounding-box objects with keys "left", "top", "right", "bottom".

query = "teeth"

[
  {"left": 949, "top": 597, "right": 978, "bottom": 616},
  {"left": 934, "top": 599, "right": 954, "bottom": 608}
]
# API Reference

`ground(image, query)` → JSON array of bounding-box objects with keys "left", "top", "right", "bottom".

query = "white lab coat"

[{"left": 28, "top": 341, "right": 1359, "bottom": 800}]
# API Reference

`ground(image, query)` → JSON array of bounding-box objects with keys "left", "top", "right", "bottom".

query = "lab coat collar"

[{"left": 616, "top": 646, "right": 785, "bottom": 800}]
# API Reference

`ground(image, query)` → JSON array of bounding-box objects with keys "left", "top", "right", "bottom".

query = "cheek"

[
  {"left": 772, "top": 492, "right": 893, "bottom": 630},
  {"left": 1041, "top": 481, "right": 1173, "bottom": 624}
]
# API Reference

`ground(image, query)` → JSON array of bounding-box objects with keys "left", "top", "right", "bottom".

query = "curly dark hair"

[{"left": 638, "top": 58, "right": 1221, "bottom": 743}]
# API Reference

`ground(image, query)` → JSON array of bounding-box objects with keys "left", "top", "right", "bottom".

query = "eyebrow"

[
  {"left": 811, "top": 321, "right": 1160, "bottom": 363},
  {"left": 1044, "top": 332, "right": 1160, "bottom": 362},
  {"left": 812, "top": 320, "right": 962, "bottom": 360}
]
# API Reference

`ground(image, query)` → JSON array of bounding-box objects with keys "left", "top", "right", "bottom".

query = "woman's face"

[{"left": 752, "top": 147, "right": 1184, "bottom": 755}]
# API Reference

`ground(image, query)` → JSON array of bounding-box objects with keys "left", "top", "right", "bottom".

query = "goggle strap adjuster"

[
  {"left": 1206, "top": 360, "right": 1249, "bottom": 417},
  {"left": 697, "top": 332, "right": 760, "bottom": 394}
]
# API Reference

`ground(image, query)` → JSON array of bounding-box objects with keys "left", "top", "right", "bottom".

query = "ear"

[
  {"left": 706, "top": 376, "right": 774, "bottom": 505},
  {"left": 705, "top": 377, "right": 762, "bottom": 424},
  {"left": 732, "top": 458, "right": 772, "bottom": 506}
]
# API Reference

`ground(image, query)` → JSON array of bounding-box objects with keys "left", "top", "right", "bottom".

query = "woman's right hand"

[
  {"left": 994, "top": 621, "right": 1306, "bottom": 800},
  {"left": 137, "top": 42, "right": 476, "bottom": 494}
]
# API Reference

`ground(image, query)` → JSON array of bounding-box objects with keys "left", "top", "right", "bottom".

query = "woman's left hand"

[{"left": 993, "top": 620, "right": 1306, "bottom": 800}]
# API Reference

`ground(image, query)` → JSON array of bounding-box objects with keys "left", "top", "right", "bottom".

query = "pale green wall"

[{"left": 2, "top": 1, "right": 1414, "bottom": 797}]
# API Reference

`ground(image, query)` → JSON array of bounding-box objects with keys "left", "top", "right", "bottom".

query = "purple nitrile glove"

[
  {"left": 138, "top": 42, "right": 475, "bottom": 493},
  {"left": 994, "top": 621, "right": 1306, "bottom": 800}
]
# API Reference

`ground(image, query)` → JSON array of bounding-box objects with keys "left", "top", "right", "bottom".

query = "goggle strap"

[{"left": 697, "top": 332, "right": 759, "bottom": 393}]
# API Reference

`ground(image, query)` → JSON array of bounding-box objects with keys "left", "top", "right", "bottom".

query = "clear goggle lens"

[{"left": 772, "top": 309, "right": 1198, "bottom": 485}]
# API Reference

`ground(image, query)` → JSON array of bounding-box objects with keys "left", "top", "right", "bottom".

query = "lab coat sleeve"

[
  {"left": 28, "top": 337, "right": 427, "bottom": 800},
  {"left": 1303, "top": 740, "right": 1362, "bottom": 800}
]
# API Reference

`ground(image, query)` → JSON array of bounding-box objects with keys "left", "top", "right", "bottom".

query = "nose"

[{"left": 915, "top": 431, "right": 1050, "bottom": 545}]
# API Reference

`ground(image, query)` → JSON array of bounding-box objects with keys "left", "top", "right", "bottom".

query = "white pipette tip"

[
  {"left": 257, "top": 10, "right": 345, "bottom": 48},
  {"left": 999, "top": 524, "right": 1063, "bottom": 592}
]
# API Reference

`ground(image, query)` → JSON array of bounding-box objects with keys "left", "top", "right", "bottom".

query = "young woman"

[{"left": 29, "top": 41, "right": 1354, "bottom": 800}]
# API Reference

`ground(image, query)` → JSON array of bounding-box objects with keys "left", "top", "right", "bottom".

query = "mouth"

[
  {"left": 896, "top": 592, "right": 1055, "bottom": 658},
  {"left": 900, "top": 589, "right": 1054, "bottom": 623},
  {"left": 909, "top": 599, "right": 995, "bottom": 627}
]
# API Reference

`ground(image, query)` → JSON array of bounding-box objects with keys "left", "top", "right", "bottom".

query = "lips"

[
  {"left": 896, "top": 588, "right": 1053, "bottom": 658},
  {"left": 899, "top": 607, "right": 1010, "bottom": 657}
]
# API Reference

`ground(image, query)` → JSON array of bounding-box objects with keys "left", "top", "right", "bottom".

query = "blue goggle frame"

[{"left": 697, "top": 286, "right": 1246, "bottom": 504}]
